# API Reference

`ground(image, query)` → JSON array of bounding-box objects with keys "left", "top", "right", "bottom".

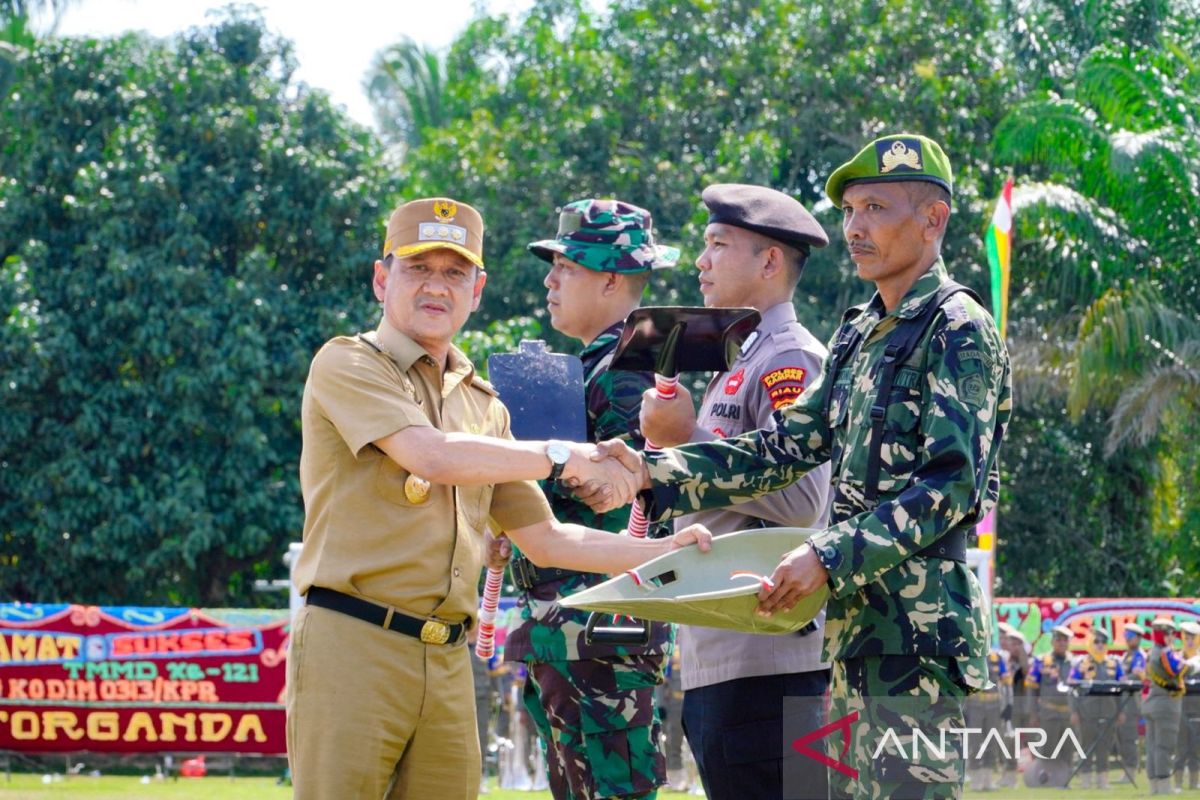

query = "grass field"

[{"left": 1, "top": 773, "right": 1200, "bottom": 799}]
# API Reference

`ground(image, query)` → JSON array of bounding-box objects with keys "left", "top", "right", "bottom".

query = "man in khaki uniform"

[
  {"left": 287, "top": 197, "right": 712, "bottom": 800},
  {"left": 1145, "top": 617, "right": 1187, "bottom": 795},
  {"left": 1174, "top": 620, "right": 1200, "bottom": 791}
]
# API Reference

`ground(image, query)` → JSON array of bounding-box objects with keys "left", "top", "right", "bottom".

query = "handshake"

[{"left": 555, "top": 439, "right": 651, "bottom": 514}]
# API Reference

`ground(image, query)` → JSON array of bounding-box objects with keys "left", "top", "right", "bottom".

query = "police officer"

[
  {"left": 1116, "top": 623, "right": 1148, "bottom": 782},
  {"left": 639, "top": 183, "right": 832, "bottom": 800},
  {"left": 1069, "top": 627, "right": 1124, "bottom": 789},
  {"left": 965, "top": 643, "right": 1010, "bottom": 791},
  {"left": 1145, "top": 617, "right": 1187, "bottom": 795},
  {"left": 1174, "top": 620, "right": 1200, "bottom": 791},
  {"left": 1026, "top": 625, "right": 1077, "bottom": 784},
  {"left": 505, "top": 198, "right": 678, "bottom": 800},
  {"left": 603, "top": 134, "right": 1012, "bottom": 800},
  {"left": 288, "top": 197, "right": 712, "bottom": 799}
]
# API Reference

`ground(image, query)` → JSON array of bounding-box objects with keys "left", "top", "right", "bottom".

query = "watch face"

[{"left": 548, "top": 442, "right": 570, "bottom": 464}]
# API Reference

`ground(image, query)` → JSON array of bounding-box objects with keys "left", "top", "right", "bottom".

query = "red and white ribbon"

[
  {"left": 627, "top": 374, "right": 678, "bottom": 538},
  {"left": 474, "top": 566, "right": 505, "bottom": 659},
  {"left": 730, "top": 570, "right": 776, "bottom": 593}
]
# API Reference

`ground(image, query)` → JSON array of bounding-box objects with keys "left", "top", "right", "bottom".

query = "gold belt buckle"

[{"left": 420, "top": 619, "right": 451, "bottom": 645}]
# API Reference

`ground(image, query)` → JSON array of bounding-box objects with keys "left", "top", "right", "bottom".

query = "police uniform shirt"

[
  {"left": 295, "top": 320, "right": 553, "bottom": 622},
  {"left": 674, "top": 302, "right": 832, "bottom": 690}
]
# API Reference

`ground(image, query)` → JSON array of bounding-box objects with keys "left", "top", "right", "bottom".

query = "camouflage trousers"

[
  {"left": 523, "top": 655, "right": 667, "bottom": 800},
  {"left": 827, "top": 655, "right": 969, "bottom": 800}
]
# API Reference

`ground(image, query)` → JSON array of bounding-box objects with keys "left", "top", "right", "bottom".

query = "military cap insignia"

[
  {"left": 878, "top": 139, "right": 923, "bottom": 174},
  {"left": 432, "top": 200, "right": 457, "bottom": 221}
]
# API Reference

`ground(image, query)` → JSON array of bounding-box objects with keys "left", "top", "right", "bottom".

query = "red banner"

[{"left": 0, "top": 603, "right": 287, "bottom": 754}]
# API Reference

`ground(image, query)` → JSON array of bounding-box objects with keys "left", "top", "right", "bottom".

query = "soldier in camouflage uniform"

[
  {"left": 504, "top": 198, "right": 679, "bottom": 800},
  {"left": 1069, "top": 627, "right": 1124, "bottom": 789},
  {"left": 606, "top": 134, "right": 1011, "bottom": 799}
]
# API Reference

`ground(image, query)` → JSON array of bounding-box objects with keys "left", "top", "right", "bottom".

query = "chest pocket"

[
  {"left": 458, "top": 485, "right": 495, "bottom": 535},
  {"left": 827, "top": 371, "right": 853, "bottom": 476},
  {"left": 877, "top": 368, "right": 923, "bottom": 490},
  {"left": 374, "top": 448, "right": 434, "bottom": 508}
]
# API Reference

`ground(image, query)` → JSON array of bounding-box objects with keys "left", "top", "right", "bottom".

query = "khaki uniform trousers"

[
  {"left": 1144, "top": 690, "right": 1183, "bottom": 781},
  {"left": 287, "top": 604, "right": 479, "bottom": 799}
]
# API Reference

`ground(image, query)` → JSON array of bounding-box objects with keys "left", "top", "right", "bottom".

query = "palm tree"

[
  {"left": 363, "top": 37, "right": 449, "bottom": 151},
  {"left": 994, "top": 34, "right": 1200, "bottom": 584}
]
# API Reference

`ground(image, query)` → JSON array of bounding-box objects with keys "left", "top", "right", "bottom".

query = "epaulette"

[
  {"left": 840, "top": 303, "right": 869, "bottom": 325},
  {"left": 470, "top": 375, "right": 499, "bottom": 397}
]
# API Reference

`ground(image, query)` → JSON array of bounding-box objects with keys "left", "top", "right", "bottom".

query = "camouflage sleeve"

[
  {"left": 589, "top": 365, "right": 653, "bottom": 447},
  {"left": 640, "top": 360, "right": 836, "bottom": 521},
  {"left": 807, "top": 312, "right": 1011, "bottom": 599}
]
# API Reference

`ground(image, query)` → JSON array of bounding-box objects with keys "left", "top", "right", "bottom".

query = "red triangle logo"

[{"left": 791, "top": 710, "right": 859, "bottom": 779}]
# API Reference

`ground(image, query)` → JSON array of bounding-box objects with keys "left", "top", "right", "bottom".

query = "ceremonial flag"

[
  {"left": 976, "top": 180, "right": 1012, "bottom": 579},
  {"left": 985, "top": 178, "right": 1013, "bottom": 337}
]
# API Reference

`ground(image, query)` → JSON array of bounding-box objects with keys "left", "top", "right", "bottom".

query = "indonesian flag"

[
  {"left": 976, "top": 179, "right": 1012, "bottom": 557},
  {"left": 985, "top": 178, "right": 1013, "bottom": 338}
]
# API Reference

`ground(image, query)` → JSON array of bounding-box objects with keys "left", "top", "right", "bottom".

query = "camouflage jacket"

[
  {"left": 506, "top": 322, "right": 672, "bottom": 662},
  {"left": 642, "top": 260, "right": 1011, "bottom": 688}
]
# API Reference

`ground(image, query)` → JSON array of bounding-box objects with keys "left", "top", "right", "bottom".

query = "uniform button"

[{"left": 453, "top": 568, "right": 461, "bottom": 577}]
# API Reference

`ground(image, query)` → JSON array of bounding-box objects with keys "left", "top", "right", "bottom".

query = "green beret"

[{"left": 825, "top": 133, "right": 953, "bottom": 206}]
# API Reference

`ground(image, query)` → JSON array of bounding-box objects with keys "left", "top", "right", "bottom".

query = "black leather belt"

[
  {"left": 914, "top": 528, "right": 967, "bottom": 563},
  {"left": 306, "top": 587, "right": 466, "bottom": 645},
  {"left": 510, "top": 555, "right": 595, "bottom": 592}
]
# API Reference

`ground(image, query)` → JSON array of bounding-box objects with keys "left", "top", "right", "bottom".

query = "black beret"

[{"left": 701, "top": 184, "right": 829, "bottom": 250}]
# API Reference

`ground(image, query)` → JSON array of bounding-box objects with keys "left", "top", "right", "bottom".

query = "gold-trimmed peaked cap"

[
  {"left": 825, "top": 133, "right": 954, "bottom": 206},
  {"left": 383, "top": 197, "right": 485, "bottom": 268}
]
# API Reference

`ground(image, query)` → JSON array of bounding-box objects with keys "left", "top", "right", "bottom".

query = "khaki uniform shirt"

[
  {"left": 295, "top": 320, "right": 553, "bottom": 623},
  {"left": 674, "top": 302, "right": 832, "bottom": 690}
]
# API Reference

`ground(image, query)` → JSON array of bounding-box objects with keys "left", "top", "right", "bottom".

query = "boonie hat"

[
  {"left": 825, "top": 133, "right": 954, "bottom": 206},
  {"left": 528, "top": 199, "right": 679, "bottom": 274},
  {"left": 384, "top": 197, "right": 485, "bottom": 268}
]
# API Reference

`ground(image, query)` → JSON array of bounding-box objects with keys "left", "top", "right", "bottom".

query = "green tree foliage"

[
  {"left": 363, "top": 37, "right": 450, "bottom": 151},
  {"left": 993, "top": 6, "right": 1200, "bottom": 594},
  {"left": 398, "top": 0, "right": 1008, "bottom": 351},
  {"left": 0, "top": 12, "right": 386, "bottom": 604}
]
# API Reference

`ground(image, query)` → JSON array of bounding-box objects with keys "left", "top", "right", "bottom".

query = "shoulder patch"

[
  {"left": 762, "top": 366, "right": 806, "bottom": 410},
  {"left": 724, "top": 368, "right": 746, "bottom": 395}
]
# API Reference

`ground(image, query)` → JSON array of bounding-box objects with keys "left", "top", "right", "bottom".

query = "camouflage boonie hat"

[
  {"left": 528, "top": 198, "right": 680, "bottom": 274},
  {"left": 825, "top": 133, "right": 954, "bottom": 206}
]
